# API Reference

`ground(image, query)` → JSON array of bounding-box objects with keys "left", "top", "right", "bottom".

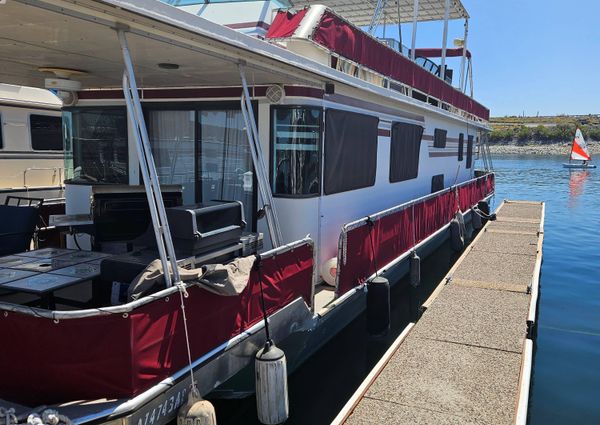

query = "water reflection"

[{"left": 568, "top": 170, "right": 590, "bottom": 208}]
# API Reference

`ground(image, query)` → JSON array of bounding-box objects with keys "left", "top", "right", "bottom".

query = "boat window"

[
  {"left": 30, "top": 114, "right": 63, "bottom": 151},
  {"left": 389, "top": 122, "right": 423, "bottom": 183},
  {"left": 63, "top": 108, "right": 129, "bottom": 184},
  {"left": 433, "top": 128, "right": 447, "bottom": 148},
  {"left": 431, "top": 174, "right": 444, "bottom": 193},
  {"left": 147, "top": 110, "right": 196, "bottom": 204},
  {"left": 271, "top": 106, "right": 322, "bottom": 197},
  {"left": 324, "top": 109, "right": 378, "bottom": 195},
  {"left": 466, "top": 135, "right": 474, "bottom": 168},
  {"left": 458, "top": 133, "right": 464, "bottom": 161}
]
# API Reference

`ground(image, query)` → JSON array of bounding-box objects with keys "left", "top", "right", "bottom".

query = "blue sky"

[{"left": 374, "top": 0, "right": 600, "bottom": 117}]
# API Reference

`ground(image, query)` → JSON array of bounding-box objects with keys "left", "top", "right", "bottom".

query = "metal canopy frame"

[{"left": 292, "top": 0, "right": 468, "bottom": 26}]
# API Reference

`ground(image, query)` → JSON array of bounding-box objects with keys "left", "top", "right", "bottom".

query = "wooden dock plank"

[{"left": 335, "top": 200, "right": 544, "bottom": 425}]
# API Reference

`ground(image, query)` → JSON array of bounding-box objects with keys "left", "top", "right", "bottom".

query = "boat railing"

[
  {"left": 334, "top": 172, "right": 495, "bottom": 297},
  {"left": 0, "top": 237, "right": 314, "bottom": 320}
]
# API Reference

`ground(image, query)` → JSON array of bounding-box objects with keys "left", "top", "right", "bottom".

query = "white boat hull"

[{"left": 562, "top": 163, "right": 597, "bottom": 169}]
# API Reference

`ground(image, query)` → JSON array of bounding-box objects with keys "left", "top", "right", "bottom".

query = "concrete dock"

[{"left": 333, "top": 200, "right": 544, "bottom": 425}]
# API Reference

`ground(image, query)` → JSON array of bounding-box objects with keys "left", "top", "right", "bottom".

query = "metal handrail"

[{"left": 23, "top": 167, "right": 63, "bottom": 187}]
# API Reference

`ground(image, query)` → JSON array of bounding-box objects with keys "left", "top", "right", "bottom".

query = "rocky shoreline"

[{"left": 488, "top": 141, "right": 600, "bottom": 155}]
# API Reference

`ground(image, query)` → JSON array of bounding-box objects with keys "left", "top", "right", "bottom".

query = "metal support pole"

[
  {"left": 468, "top": 59, "right": 474, "bottom": 97},
  {"left": 440, "top": 0, "right": 450, "bottom": 80},
  {"left": 459, "top": 19, "right": 469, "bottom": 92},
  {"left": 410, "top": 0, "right": 419, "bottom": 61},
  {"left": 239, "top": 64, "right": 283, "bottom": 247},
  {"left": 118, "top": 29, "right": 180, "bottom": 285},
  {"left": 397, "top": 0, "right": 402, "bottom": 52}
]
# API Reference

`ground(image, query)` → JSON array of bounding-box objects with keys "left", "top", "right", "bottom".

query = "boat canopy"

[
  {"left": 290, "top": 0, "right": 469, "bottom": 26},
  {"left": 0, "top": 0, "right": 332, "bottom": 90}
]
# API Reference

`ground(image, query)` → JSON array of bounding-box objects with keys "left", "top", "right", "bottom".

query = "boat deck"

[{"left": 333, "top": 200, "right": 545, "bottom": 425}]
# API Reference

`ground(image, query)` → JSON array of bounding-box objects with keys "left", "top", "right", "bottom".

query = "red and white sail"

[{"left": 571, "top": 128, "right": 591, "bottom": 161}]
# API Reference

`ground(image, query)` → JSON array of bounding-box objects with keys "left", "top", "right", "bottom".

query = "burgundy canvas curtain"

[
  {"left": 0, "top": 243, "right": 314, "bottom": 405},
  {"left": 266, "top": 9, "right": 308, "bottom": 38},
  {"left": 336, "top": 174, "right": 494, "bottom": 296}
]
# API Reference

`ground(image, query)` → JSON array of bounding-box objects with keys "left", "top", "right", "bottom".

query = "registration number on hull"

[{"left": 129, "top": 384, "right": 188, "bottom": 425}]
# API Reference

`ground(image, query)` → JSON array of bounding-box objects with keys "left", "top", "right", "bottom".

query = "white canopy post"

[
  {"left": 239, "top": 64, "right": 284, "bottom": 247},
  {"left": 459, "top": 18, "right": 469, "bottom": 92},
  {"left": 410, "top": 0, "right": 419, "bottom": 60},
  {"left": 439, "top": 0, "right": 450, "bottom": 80},
  {"left": 117, "top": 28, "right": 180, "bottom": 286}
]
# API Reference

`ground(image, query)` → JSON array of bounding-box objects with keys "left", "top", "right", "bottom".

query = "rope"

[
  {"left": 175, "top": 279, "right": 199, "bottom": 396},
  {"left": 256, "top": 257, "right": 272, "bottom": 347},
  {"left": 0, "top": 408, "right": 16, "bottom": 425},
  {"left": 27, "top": 410, "right": 72, "bottom": 425},
  {"left": 366, "top": 217, "right": 379, "bottom": 277}
]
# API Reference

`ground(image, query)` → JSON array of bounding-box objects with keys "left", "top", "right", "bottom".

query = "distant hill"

[{"left": 490, "top": 114, "right": 600, "bottom": 143}]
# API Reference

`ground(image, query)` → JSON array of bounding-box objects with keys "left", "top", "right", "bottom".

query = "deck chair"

[{"left": 0, "top": 196, "right": 44, "bottom": 256}]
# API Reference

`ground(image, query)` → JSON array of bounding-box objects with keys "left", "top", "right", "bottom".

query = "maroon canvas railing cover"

[
  {"left": 266, "top": 10, "right": 489, "bottom": 121},
  {"left": 336, "top": 174, "right": 494, "bottom": 296},
  {"left": 0, "top": 243, "right": 314, "bottom": 405}
]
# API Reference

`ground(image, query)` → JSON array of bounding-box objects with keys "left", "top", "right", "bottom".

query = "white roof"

[
  {"left": 0, "top": 83, "right": 62, "bottom": 109},
  {"left": 291, "top": 0, "right": 469, "bottom": 25}
]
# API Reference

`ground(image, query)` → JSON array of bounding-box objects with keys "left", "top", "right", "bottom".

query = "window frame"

[
  {"left": 389, "top": 121, "right": 424, "bottom": 183},
  {"left": 269, "top": 104, "right": 323, "bottom": 199},
  {"left": 433, "top": 128, "right": 447, "bottom": 148},
  {"left": 323, "top": 108, "right": 379, "bottom": 196},
  {"left": 29, "top": 113, "right": 63, "bottom": 151}
]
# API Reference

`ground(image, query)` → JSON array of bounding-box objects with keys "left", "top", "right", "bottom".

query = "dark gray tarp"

[
  {"left": 324, "top": 109, "right": 379, "bottom": 195},
  {"left": 434, "top": 128, "right": 447, "bottom": 148},
  {"left": 389, "top": 122, "right": 423, "bottom": 183},
  {"left": 458, "top": 133, "right": 464, "bottom": 161}
]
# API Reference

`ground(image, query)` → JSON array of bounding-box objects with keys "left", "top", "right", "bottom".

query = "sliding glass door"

[
  {"left": 147, "top": 105, "right": 256, "bottom": 230},
  {"left": 198, "top": 109, "right": 254, "bottom": 228}
]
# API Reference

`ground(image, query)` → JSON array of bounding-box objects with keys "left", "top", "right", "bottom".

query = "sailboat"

[{"left": 563, "top": 128, "right": 597, "bottom": 169}]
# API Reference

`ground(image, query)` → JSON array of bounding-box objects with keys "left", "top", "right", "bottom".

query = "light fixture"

[{"left": 158, "top": 63, "right": 180, "bottom": 70}]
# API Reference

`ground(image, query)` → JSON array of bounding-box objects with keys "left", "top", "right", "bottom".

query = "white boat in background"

[{"left": 563, "top": 128, "right": 596, "bottom": 169}]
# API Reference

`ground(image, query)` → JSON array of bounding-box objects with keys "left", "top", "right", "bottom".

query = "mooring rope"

[{"left": 175, "top": 279, "right": 199, "bottom": 396}]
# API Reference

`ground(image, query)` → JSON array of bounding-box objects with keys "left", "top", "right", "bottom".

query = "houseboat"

[
  {"left": 0, "top": 84, "right": 63, "bottom": 201},
  {"left": 0, "top": 0, "right": 494, "bottom": 423}
]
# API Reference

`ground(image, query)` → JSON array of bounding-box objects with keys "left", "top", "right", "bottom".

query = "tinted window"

[
  {"left": 389, "top": 122, "right": 423, "bottom": 183},
  {"left": 466, "top": 135, "right": 474, "bottom": 169},
  {"left": 324, "top": 109, "right": 378, "bottom": 195},
  {"left": 63, "top": 108, "right": 129, "bottom": 184},
  {"left": 433, "top": 128, "right": 447, "bottom": 148},
  {"left": 271, "top": 107, "right": 322, "bottom": 197},
  {"left": 431, "top": 174, "right": 444, "bottom": 193},
  {"left": 458, "top": 133, "right": 464, "bottom": 161},
  {"left": 30, "top": 115, "right": 63, "bottom": 151}
]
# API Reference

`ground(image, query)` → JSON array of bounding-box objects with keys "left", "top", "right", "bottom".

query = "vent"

[{"left": 266, "top": 85, "right": 285, "bottom": 104}]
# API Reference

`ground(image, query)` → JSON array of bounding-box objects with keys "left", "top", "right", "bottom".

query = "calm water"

[
  {"left": 214, "top": 155, "right": 600, "bottom": 424},
  {"left": 491, "top": 155, "right": 600, "bottom": 424}
]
